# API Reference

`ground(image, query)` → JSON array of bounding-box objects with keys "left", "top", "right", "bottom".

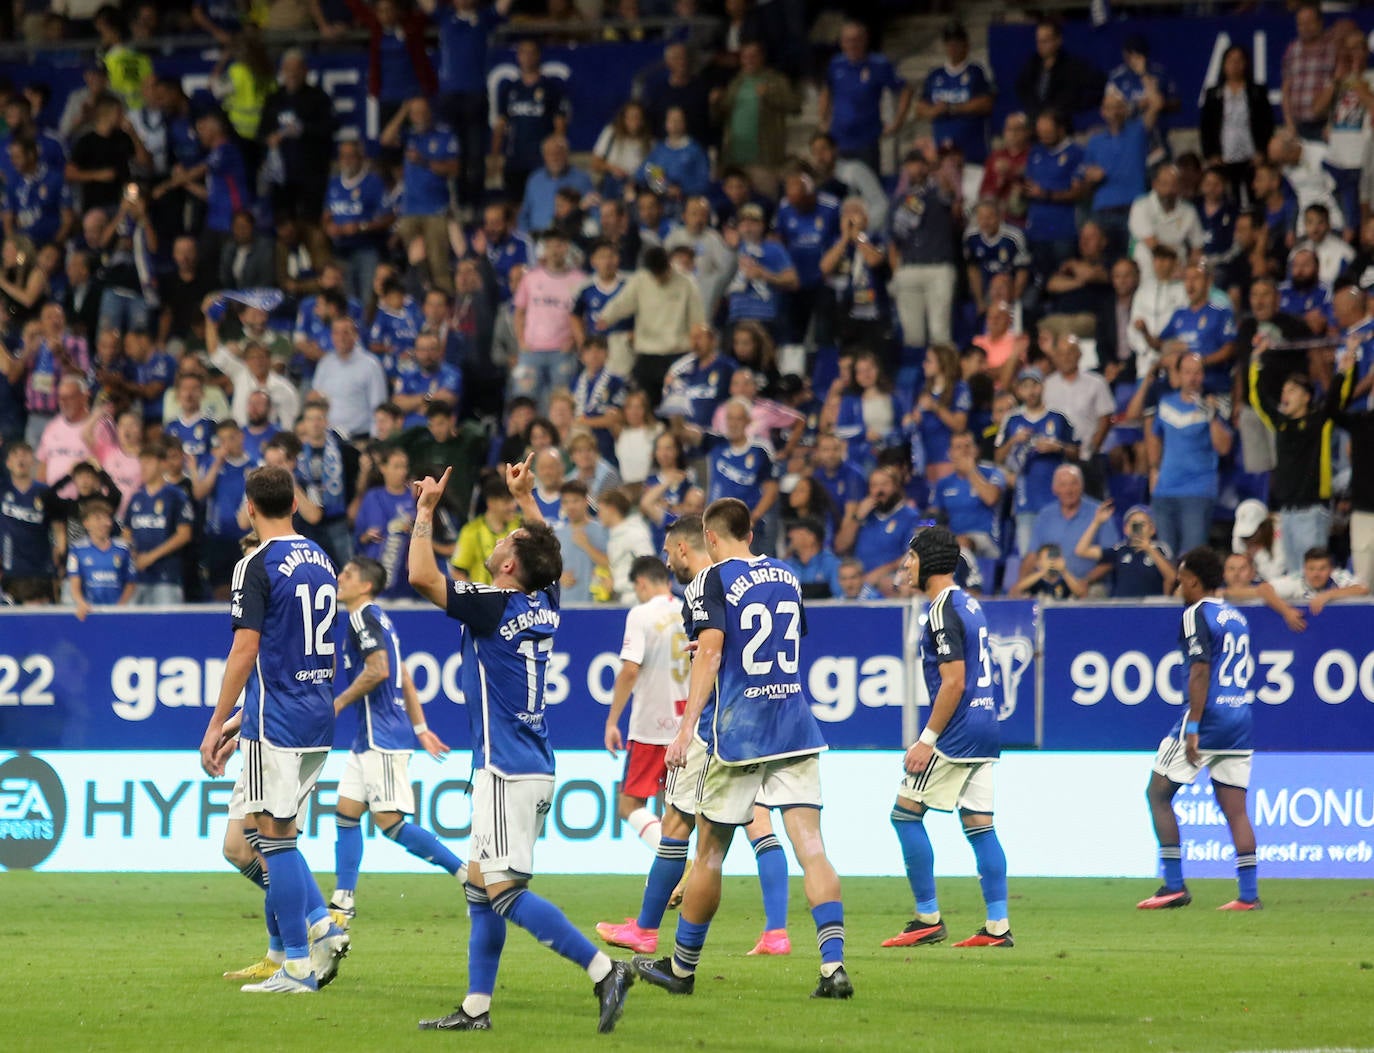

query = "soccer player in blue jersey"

[
  {"left": 633, "top": 498, "right": 852, "bottom": 1000},
  {"left": 1139, "top": 546, "right": 1261, "bottom": 912},
  {"left": 198, "top": 466, "right": 351, "bottom": 994},
  {"left": 408, "top": 453, "right": 634, "bottom": 1034},
  {"left": 326, "top": 556, "right": 464, "bottom": 925},
  {"left": 885, "top": 525, "right": 1012, "bottom": 949},
  {"left": 597, "top": 516, "right": 793, "bottom": 959}
]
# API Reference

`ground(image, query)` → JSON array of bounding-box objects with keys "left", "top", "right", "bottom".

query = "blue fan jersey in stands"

[
  {"left": 919, "top": 586, "right": 1001, "bottom": 761},
  {"left": 683, "top": 556, "right": 828, "bottom": 764},
  {"left": 231, "top": 535, "right": 338, "bottom": 749},
  {"left": 444, "top": 580, "right": 560, "bottom": 777},
  {"left": 65, "top": 539, "right": 133, "bottom": 603},
  {"left": 1172, "top": 597, "right": 1253, "bottom": 753},
  {"left": 342, "top": 602, "right": 414, "bottom": 753}
]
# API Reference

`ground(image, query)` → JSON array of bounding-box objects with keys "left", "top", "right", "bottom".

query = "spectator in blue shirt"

[
  {"left": 426, "top": 0, "right": 512, "bottom": 206},
  {"left": 495, "top": 39, "right": 571, "bottom": 203},
  {"left": 995, "top": 367, "right": 1079, "bottom": 555},
  {"left": 1082, "top": 85, "right": 1162, "bottom": 261},
  {"left": 835, "top": 464, "right": 921, "bottom": 596},
  {"left": 1108, "top": 35, "right": 1179, "bottom": 167},
  {"left": 638, "top": 106, "right": 710, "bottom": 206},
  {"left": 4, "top": 138, "right": 74, "bottom": 248},
  {"left": 65, "top": 497, "right": 134, "bottom": 618},
  {"left": 915, "top": 21, "right": 995, "bottom": 167},
  {"left": 835, "top": 555, "right": 883, "bottom": 600},
  {"left": 932, "top": 430, "right": 1005, "bottom": 558},
  {"left": 1148, "top": 352, "right": 1233, "bottom": 557},
  {"left": 392, "top": 331, "right": 462, "bottom": 429},
  {"left": 784, "top": 516, "right": 842, "bottom": 598},
  {"left": 518, "top": 135, "right": 594, "bottom": 235},
  {"left": 724, "top": 203, "right": 798, "bottom": 341},
  {"left": 1027, "top": 463, "right": 1116, "bottom": 582},
  {"left": 1024, "top": 109, "right": 1086, "bottom": 285},
  {"left": 323, "top": 138, "right": 393, "bottom": 305},
  {"left": 380, "top": 97, "right": 459, "bottom": 293},
  {"left": 1157, "top": 262, "right": 1238, "bottom": 395},
  {"left": 963, "top": 198, "right": 1031, "bottom": 314},
  {"left": 819, "top": 21, "right": 912, "bottom": 175},
  {"left": 707, "top": 398, "right": 780, "bottom": 555},
  {"left": 773, "top": 164, "right": 841, "bottom": 346}
]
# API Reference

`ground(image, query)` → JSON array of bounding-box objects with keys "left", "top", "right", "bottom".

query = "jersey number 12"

[{"left": 295, "top": 582, "right": 337, "bottom": 657}]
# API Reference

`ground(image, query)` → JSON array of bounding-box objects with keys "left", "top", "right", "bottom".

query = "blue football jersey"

[
  {"left": 444, "top": 581, "right": 560, "bottom": 777},
  {"left": 773, "top": 194, "right": 842, "bottom": 288},
  {"left": 165, "top": 416, "right": 216, "bottom": 460},
  {"left": 199, "top": 455, "right": 252, "bottom": 537},
  {"left": 126, "top": 484, "right": 195, "bottom": 584},
  {"left": 1173, "top": 597, "right": 1253, "bottom": 752},
  {"left": 963, "top": 224, "right": 1030, "bottom": 283},
  {"left": 684, "top": 556, "right": 827, "bottom": 764},
  {"left": 920, "top": 586, "right": 1001, "bottom": 761},
  {"left": 66, "top": 539, "right": 132, "bottom": 604},
  {"left": 707, "top": 442, "right": 774, "bottom": 509},
  {"left": 573, "top": 275, "right": 633, "bottom": 336},
  {"left": 995, "top": 408, "right": 1076, "bottom": 515},
  {"left": 232, "top": 536, "right": 338, "bottom": 749},
  {"left": 662, "top": 353, "right": 736, "bottom": 430},
  {"left": 1, "top": 479, "right": 53, "bottom": 578},
  {"left": 343, "top": 602, "right": 413, "bottom": 753}
]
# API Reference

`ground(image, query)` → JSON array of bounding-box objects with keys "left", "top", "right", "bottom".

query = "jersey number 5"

[
  {"left": 294, "top": 582, "right": 337, "bottom": 657},
  {"left": 740, "top": 601, "right": 800, "bottom": 677}
]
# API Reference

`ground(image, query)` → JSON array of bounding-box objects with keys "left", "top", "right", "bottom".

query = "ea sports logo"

[{"left": 0, "top": 754, "right": 67, "bottom": 869}]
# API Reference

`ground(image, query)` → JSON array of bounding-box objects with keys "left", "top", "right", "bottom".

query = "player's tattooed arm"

[{"left": 412, "top": 520, "right": 433, "bottom": 540}]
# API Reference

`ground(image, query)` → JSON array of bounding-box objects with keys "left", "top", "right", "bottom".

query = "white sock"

[
  {"left": 670, "top": 959, "right": 694, "bottom": 978},
  {"left": 330, "top": 890, "right": 354, "bottom": 910},
  {"left": 308, "top": 917, "right": 331, "bottom": 941},
  {"left": 454, "top": 864, "right": 468, "bottom": 885},
  {"left": 283, "top": 957, "right": 312, "bottom": 979},
  {"left": 462, "top": 993, "right": 492, "bottom": 1016},
  {"left": 820, "top": 961, "right": 843, "bottom": 978},
  {"left": 265, "top": 948, "right": 285, "bottom": 964},
  {"left": 586, "top": 952, "right": 613, "bottom": 983},
  {"left": 985, "top": 918, "right": 1010, "bottom": 936},
  {"left": 627, "top": 808, "right": 662, "bottom": 851},
  {"left": 916, "top": 910, "right": 941, "bottom": 925}
]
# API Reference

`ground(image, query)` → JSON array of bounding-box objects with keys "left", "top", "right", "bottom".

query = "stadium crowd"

[{"left": 1, "top": 0, "right": 1373, "bottom": 614}]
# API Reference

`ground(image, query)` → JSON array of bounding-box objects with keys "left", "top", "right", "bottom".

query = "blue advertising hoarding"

[
  {"left": 1040, "top": 603, "right": 1374, "bottom": 752},
  {"left": 0, "top": 603, "right": 909, "bottom": 753}
]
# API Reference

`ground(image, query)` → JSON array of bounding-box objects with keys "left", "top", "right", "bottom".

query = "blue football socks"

[
  {"left": 965, "top": 824, "right": 1009, "bottom": 923},
  {"left": 334, "top": 816, "right": 363, "bottom": 894},
  {"left": 637, "top": 836, "right": 689, "bottom": 930},
  {"left": 383, "top": 819, "right": 465, "bottom": 876},
  {"left": 891, "top": 805, "right": 939, "bottom": 915},
  {"left": 751, "top": 834, "right": 789, "bottom": 931}
]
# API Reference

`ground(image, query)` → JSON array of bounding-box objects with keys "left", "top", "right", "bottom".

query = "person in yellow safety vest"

[
  {"left": 94, "top": 5, "right": 153, "bottom": 111},
  {"left": 217, "top": 28, "right": 277, "bottom": 142}
]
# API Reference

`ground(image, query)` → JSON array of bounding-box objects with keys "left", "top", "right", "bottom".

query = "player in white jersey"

[{"left": 604, "top": 555, "right": 691, "bottom": 852}]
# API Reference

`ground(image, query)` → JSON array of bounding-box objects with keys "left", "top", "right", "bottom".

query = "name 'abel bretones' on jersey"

[
  {"left": 342, "top": 604, "right": 411, "bottom": 753},
  {"left": 232, "top": 537, "right": 338, "bottom": 749},
  {"left": 1177, "top": 599, "right": 1253, "bottom": 751},
  {"left": 685, "top": 558, "right": 827, "bottom": 764},
  {"left": 445, "top": 580, "right": 560, "bottom": 777},
  {"left": 920, "top": 588, "right": 1002, "bottom": 762}
]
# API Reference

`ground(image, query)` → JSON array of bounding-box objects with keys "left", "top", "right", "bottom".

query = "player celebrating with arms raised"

[
  {"left": 327, "top": 556, "right": 465, "bottom": 926},
  {"left": 633, "top": 498, "right": 852, "bottom": 1000},
  {"left": 408, "top": 454, "right": 634, "bottom": 1034},
  {"left": 199, "top": 466, "right": 351, "bottom": 993},
  {"left": 1139, "top": 546, "right": 1261, "bottom": 911},
  {"left": 885, "top": 525, "right": 1012, "bottom": 949}
]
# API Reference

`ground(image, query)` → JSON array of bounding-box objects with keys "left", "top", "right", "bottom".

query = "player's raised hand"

[
  {"left": 418, "top": 729, "right": 451, "bottom": 761},
  {"left": 505, "top": 451, "right": 536, "bottom": 498},
  {"left": 605, "top": 723, "right": 624, "bottom": 758},
  {"left": 413, "top": 466, "right": 452, "bottom": 514}
]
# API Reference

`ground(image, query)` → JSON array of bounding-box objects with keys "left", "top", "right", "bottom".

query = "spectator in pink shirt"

[
  {"left": 86, "top": 406, "right": 144, "bottom": 518},
  {"left": 709, "top": 368, "right": 806, "bottom": 461},
  {"left": 35, "top": 377, "right": 96, "bottom": 491},
  {"left": 511, "top": 229, "right": 587, "bottom": 407}
]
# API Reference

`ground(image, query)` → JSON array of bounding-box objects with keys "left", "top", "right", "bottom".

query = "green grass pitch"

[{"left": 2, "top": 873, "right": 1370, "bottom": 1052}]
